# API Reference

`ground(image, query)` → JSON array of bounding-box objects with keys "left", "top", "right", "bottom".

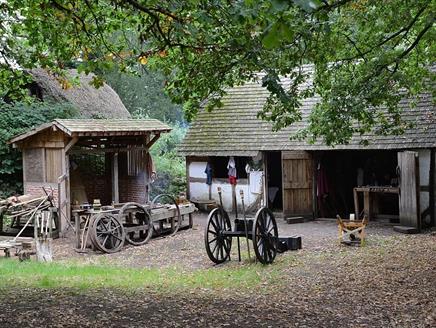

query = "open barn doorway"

[
  {"left": 265, "top": 152, "right": 283, "bottom": 212},
  {"left": 315, "top": 150, "right": 399, "bottom": 220}
]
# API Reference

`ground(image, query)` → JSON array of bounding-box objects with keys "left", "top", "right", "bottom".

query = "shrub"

[
  {"left": 149, "top": 123, "right": 187, "bottom": 198},
  {"left": 0, "top": 101, "right": 78, "bottom": 198}
]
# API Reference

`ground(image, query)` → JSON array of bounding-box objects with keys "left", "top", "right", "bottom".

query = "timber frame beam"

[
  {"left": 65, "top": 137, "right": 79, "bottom": 153},
  {"left": 145, "top": 133, "right": 161, "bottom": 149}
]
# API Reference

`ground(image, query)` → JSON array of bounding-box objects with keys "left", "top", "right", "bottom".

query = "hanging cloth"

[
  {"left": 204, "top": 162, "right": 213, "bottom": 185},
  {"left": 249, "top": 171, "right": 263, "bottom": 194},
  {"left": 316, "top": 163, "right": 329, "bottom": 197},
  {"left": 227, "top": 156, "right": 237, "bottom": 185}
]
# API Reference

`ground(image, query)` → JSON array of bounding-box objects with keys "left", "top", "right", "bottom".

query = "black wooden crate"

[
  {"left": 234, "top": 218, "right": 254, "bottom": 232},
  {"left": 277, "top": 235, "right": 302, "bottom": 252}
]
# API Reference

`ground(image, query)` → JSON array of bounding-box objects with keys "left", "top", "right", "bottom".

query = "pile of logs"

[
  {"left": 0, "top": 190, "right": 57, "bottom": 261},
  {"left": 1, "top": 194, "right": 52, "bottom": 224}
]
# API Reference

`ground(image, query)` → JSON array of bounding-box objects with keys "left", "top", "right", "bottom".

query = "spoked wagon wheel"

[
  {"left": 252, "top": 207, "right": 278, "bottom": 265},
  {"left": 150, "top": 194, "right": 181, "bottom": 236},
  {"left": 204, "top": 207, "right": 232, "bottom": 264},
  {"left": 90, "top": 213, "right": 125, "bottom": 253},
  {"left": 118, "top": 202, "right": 153, "bottom": 246}
]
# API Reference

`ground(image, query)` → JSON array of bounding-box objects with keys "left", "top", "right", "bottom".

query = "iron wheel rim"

[
  {"left": 118, "top": 202, "right": 153, "bottom": 246},
  {"left": 252, "top": 207, "right": 278, "bottom": 265},
  {"left": 204, "top": 207, "right": 232, "bottom": 264},
  {"left": 91, "top": 213, "right": 125, "bottom": 253}
]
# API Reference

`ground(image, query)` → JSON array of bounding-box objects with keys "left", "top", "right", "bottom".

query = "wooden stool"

[{"left": 336, "top": 215, "right": 368, "bottom": 246}]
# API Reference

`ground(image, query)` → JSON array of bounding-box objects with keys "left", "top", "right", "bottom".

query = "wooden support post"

[
  {"left": 112, "top": 153, "right": 119, "bottom": 204},
  {"left": 312, "top": 155, "right": 318, "bottom": 219},
  {"left": 262, "top": 152, "right": 268, "bottom": 209},
  {"left": 353, "top": 188, "right": 359, "bottom": 219},
  {"left": 185, "top": 158, "right": 191, "bottom": 200},
  {"left": 363, "top": 191, "right": 371, "bottom": 220},
  {"left": 75, "top": 211, "right": 80, "bottom": 249},
  {"left": 64, "top": 151, "right": 71, "bottom": 230},
  {"left": 0, "top": 208, "right": 3, "bottom": 234},
  {"left": 430, "top": 149, "right": 435, "bottom": 227},
  {"left": 188, "top": 213, "right": 193, "bottom": 228},
  {"left": 232, "top": 184, "right": 238, "bottom": 218}
]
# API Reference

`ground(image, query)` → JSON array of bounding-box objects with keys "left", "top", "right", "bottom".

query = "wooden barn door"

[
  {"left": 282, "top": 151, "right": 313, "bottom": 217},
  {"left": 398, "top": 151, "right": 420, "bottom": 229}
]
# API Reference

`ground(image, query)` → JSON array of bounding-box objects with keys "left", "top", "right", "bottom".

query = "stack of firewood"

[{"left": 0, "top": 195, "right": 52, "bottom": 222}]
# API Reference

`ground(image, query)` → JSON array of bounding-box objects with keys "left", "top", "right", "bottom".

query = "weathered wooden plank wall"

[
  {"left": 282, "top": 151, "right": 313, "bottom": 217},
  {"left": 398, "top": 151, "right": 420, "bottom": 229},
  {"left": 45, "top": 148, "right": 63, "bottom": 183}
]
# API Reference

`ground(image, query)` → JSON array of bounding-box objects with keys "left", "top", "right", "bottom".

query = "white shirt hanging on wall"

[
  {"left": 249, "top": 170, "right": 263, "bottom": 194},
  {"left": 227, "top": 156, "right": 237, "bottom": 177}
]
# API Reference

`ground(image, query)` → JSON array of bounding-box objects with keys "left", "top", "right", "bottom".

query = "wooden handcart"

[{"left": 74, "top": 194, "right": 196, "bottom": 253}]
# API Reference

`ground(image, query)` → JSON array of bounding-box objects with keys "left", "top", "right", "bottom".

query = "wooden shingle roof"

[
  {"left": 179, "top": 73, "right": 435, "bottom": 156},
  {"left": 9, "top": 119, "right": 171, "bottom": 144}
]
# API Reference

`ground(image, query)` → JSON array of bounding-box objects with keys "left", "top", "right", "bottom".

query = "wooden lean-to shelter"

[
  {"left": 179, "top": 66, "right": 436, "bottom": 231},
  {"left": 9, "top": 119, "right": 171, "bottom": 234}
]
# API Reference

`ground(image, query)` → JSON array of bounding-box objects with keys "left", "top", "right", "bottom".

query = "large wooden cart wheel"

[
  {"left": 252, "top": 207, "right": 278, "bottom": 265},
  {"left": 150, "top": 194, "right": 181, "bottom": 236},
  {"left": 90, "top": 213, "right": 125, "bottom": 253},
  {"left": 118, "top": 202, "right": 153, "bottom": 246},
  {"left": 204, "top": 207, "right": 232, "bottom": 264}
]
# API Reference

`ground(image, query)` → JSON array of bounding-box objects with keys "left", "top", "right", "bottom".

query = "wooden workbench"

[{"left": 353, "top": 186, "right": 399, "bottom": 221}]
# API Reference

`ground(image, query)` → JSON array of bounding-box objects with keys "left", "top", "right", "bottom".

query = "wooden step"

[
  {"left": 285, "top": 217, "right": 304, "bottom": 224},
  {"left": 393, "top": 226, "right": 419, "bottom": 234}
]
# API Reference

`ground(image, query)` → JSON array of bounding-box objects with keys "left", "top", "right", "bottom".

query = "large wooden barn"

[{"left": 179, "top": 73, "right": 435, "bottom": 230}]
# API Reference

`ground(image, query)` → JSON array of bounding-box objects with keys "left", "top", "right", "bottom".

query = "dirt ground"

[
  {"left": 50, "top": 213, "right": 398, "bottom": 269},
  {"left": 1, "top": 213, "right": 435, "bottom": 327}
]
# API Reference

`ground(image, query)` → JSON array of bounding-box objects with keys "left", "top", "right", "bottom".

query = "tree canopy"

[
  {"left": 1, "top": 0, "right": 434, "bottom": 145},
  {"left": 102, "top": 67, "right": 184, "bottom": 123}
]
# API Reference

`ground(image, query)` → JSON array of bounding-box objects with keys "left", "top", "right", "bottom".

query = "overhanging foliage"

[{"left": 1, "top": 0, "right": 435, "bottom": 145}]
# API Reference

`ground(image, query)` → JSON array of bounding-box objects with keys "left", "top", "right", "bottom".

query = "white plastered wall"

[{"left": 188, "top": 161, "right": 263, "bottom": 212}]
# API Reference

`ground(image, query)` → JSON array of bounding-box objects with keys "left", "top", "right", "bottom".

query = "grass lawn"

[{"left": 0, "top": 257, "right": 289, "bottom": 291}]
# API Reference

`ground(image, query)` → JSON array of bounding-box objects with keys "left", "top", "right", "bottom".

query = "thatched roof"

[
  {"left": 179, "top": 67, "right": 436, "bottom": 156},
  {"left": 29, "top": 69, "right": 131, "bottom": 119}
]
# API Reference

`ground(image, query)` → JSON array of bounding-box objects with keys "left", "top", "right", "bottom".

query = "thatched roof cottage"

[{"left": 28, "top": 69, "right": 131, "bottom": 119}]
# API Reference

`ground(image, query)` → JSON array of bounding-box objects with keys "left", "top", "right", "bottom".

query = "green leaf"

[
  {"left": 292, "top": 0, "right": 322, "bottom": 12},
  {"left": 262, "top": 21, "right": 294, "bottom": 49},
  {"left": 262, "top": 23, "right": 281, "bottom": 49},
  {"left": 271, "top": 0, "right": 289, "bottom": 11}
]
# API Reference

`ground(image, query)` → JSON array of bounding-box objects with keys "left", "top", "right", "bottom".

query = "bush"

[
  {"left": 149, "top": 123, "right": 187, "bottom": 198},
  {"left": 0, "top": 101, "right": 78, "bottom": 198}
]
